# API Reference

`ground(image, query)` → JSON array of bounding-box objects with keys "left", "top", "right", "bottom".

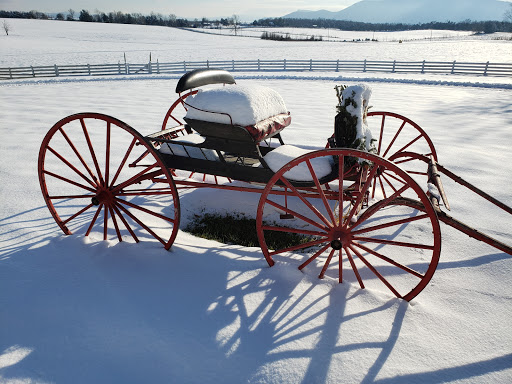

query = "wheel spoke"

[
  {"left": 43, "top": 170, "right": 97, "bottom": 193},
  {"left": 352, "top": 213, "right": 429, "bottom": 235},
  {"left": 58, "top": 127, "right": 98, "bottom": 185},
  {"left": 348, "top": 244, "right": 402, "bottom": 298},
  {"left": 352, "top": 236, "right": 435, "bottom": 250},
  {"left": 111, "top": 163, "right": 158, "bottom": 194},
  {"left": 305, "top": 159, "right": 336, "bottom": 224},
  {"left": 116, "top": 202, "right": 168, "bottom": 246},
  {"left": 108, "top": 206, "right": 122, "bottom": 242},
  {"left": 85, "top": 204, "right": 103, "bottom": 236},
  {"left": 381, "top": 120, "right": 406, "bottom": 158},
  {"left": 298, "top": 243, "right": 331, "bottom": 270},
  {"left": 319, "top": 248, "right": 336, "bottom": 279},
  {"left": 112, "top": 203, "right": 139, "bottom": 243},
  {"left": 62, "top": 203, "right": 95, "bottom": 225},
  {"left": 351, "top": 184, "right": 410, "bottom": 230},
  {"left": 380, "top": 172, "right": 399, "bottom": 193},
  {"left": 345, "top": 246, "right": 364, "bottom": 289},
  {"left": 353, "top": 242, "right": 425, "bottom": 279},
  {"left": 105, "top": 122, "right": 111, "bottom": 186},
  {"left": 261, "top": 225, "right": 326, "bottom": 237},
  {"left": 47, "top": 145, "right": 97, "bottom": 188},
  {"left": 278, "top": 176, "right": 333, "bottom": 229},
  {"left": 393, "top": 134, "right": 423, "bottom": 156},
  {"left": 343, "top": 165, "right": 380, "bottom": 227},
  {"left": 268, "top": 237, "right": 329, "bottom": 257},
  {"left": 103, "top": 204, "right": 109, "bottom": 240},
  {"left": 338, "top": 155, "right": 345, "bottom": 224},
  {"left": 110, "top": 137, "right": 137, "bottom": 187},
  {"left": 115, "top": 197, "right": 176, "bottom": 224},
  {"left": 264, "top": 198, "right": 330, "bottom": 232},
  {"left": 376, "top": 114, "right": 386, "bottom": 156},
  {"left": 80, "top": 118, "right": 104, "bottom": 185}
]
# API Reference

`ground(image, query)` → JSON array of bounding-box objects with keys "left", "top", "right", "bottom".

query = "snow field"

[{"left": 0, "top": 18, "right": 511, "bottom": 384}]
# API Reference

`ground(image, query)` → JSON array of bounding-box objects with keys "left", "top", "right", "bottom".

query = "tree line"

[
  {"left": 0, "top": 9, "right": 239, "bottom": 28},
  {"left": 253, "top": 17, "right": 512, "bottom": 34},
  {"left": 1, "top": 8, "right": 511, "bottom": 33}
]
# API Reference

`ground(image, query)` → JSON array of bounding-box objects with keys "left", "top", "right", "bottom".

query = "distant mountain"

[{"left": 283, "top": 0, "right": 511, "bottom": 23}]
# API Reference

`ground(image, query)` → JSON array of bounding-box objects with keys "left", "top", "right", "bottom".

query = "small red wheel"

[
  {"left": 161, "top": 90, "right": 198, "bottom": 131},
  {"left": 256, "top": 148, "right": 441, "bottom": 301},
  {"left": 39, "top": 113, "right": 180, "bottom": 249}
]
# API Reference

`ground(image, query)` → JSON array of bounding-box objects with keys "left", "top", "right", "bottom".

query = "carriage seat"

[{"left": 183, "top": 83, "right": 291, "bottom": 142}]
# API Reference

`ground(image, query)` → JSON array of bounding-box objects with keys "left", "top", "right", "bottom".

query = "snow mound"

[
  {"left": 264, "top": 145, "right": 333, "bottom": 181},
  {"left": 184, "top": 84, "right": 288, "bottom": 126}
]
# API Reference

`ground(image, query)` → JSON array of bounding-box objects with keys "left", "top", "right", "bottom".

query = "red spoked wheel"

[
  {"left": 256, "top": 149, "right": 441, "bottom": 301},
  {"left": 39, "top": 113, "right": 180, "bottom": 249},
  {"left": 161, "top": 90, "right": 198, "bottom": 131}
]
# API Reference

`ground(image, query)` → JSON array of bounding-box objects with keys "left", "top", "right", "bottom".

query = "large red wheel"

[
  {"left": 161, "top": 90, "right": 198, "bottom": 131},
  {"left": 39, "top": 113, "right": 180, "bottom": 249},
  {"left": 256, "top": 149, "right": 441, "bottom": 301}
]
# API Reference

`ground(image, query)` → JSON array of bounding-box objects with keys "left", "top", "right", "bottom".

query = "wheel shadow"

[{"left": 1, "top": 207, "right": 510, "bottom": 383}]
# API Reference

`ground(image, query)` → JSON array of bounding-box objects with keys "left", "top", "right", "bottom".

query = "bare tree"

[
  {"left": 505, "top": 4, "right": 512, "bottom": 23},
  {"left": 231, "top": 14, "right": 240, "bottom": 36},
  {"left": 3, "top": 20, "right": 11, "bottom": 36},
  {"left": 67, "top": 9, "right": 75, "bottom": 21}
]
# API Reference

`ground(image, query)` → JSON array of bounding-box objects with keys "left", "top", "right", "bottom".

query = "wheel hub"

[
  {"left": 91, "top": 188, "right": 114, "bottom": 206},
  {"left": 330, "top": 229, "right": 352, "bottom": 250}
]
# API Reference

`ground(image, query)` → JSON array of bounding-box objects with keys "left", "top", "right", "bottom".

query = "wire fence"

[{"left": 1, "top": 59, "right": 511, "bottom": 80}]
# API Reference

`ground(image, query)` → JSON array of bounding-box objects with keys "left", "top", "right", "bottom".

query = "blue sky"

[{"left": 1, "top": 0, "right": 511, "bottom": 21}]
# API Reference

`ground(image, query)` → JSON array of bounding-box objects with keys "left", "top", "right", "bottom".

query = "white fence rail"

[{"left": 1, "top": 59, "right": 511, "bottom": 80}]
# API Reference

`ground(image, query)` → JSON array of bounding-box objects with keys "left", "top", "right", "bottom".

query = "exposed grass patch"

[{"left": 184, "top": 212, "right": 314, "bottom": 250}]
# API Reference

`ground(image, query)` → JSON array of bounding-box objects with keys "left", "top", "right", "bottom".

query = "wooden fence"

[{"left": 1, "top": 59, "right": 511, "bottom": 80}]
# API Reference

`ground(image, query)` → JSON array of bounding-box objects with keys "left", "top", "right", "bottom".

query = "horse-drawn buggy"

[{"left": 38, "top": 69, "right": 512, "bottom": 301}]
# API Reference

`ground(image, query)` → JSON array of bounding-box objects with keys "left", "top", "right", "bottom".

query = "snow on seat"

[
  {"left": 263, "top": 145, "right": 334, "bottom": 182},
  {"left": 184, "top": 84, "right": 291, "bottom": 142}
]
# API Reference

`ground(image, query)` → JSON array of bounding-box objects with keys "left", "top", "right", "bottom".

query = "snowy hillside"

[
  {"left": 284, "top": 0, "right": 512, "bottom": 23},
  {"left": 0, "top": 19, "right": 511, "bottom": 384}
]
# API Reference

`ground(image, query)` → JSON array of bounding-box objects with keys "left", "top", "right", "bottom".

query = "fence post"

[
  {"left": 336, "top": 59, "right": 339, "bottom": 72},
  {"left": 232, "top": 60, "right": 235, "bottom": 71},
  {"left": 363, "top": 59, "right": 367, "bottom": 72},
  {"left": 284, "top": 59, "right": 286, "bottom": 71},
  {"left": 54, "top": 64, "right": 59, "bottom": 77},
  {"left": 421, "top": 60, "right": 425, "bottom": 74},
  {"left": 258, "top": 59, "right": 260, "bottom": 71},
  {"left": 157, "top": 59, "right": 160, "bottom": 74},
  {"left": 310, "top": 59, "right": 313, "bottom": 71},
  {"left": 451, "top": 60, "right": 456, "bottom": 74},
  {"left": 207, "top": 59, "right": 210, "bottom": 69},
  {"left": 9, "top": 67, "right": 12, "bottom": 79},
  {"left": 87, "top": 64, "right": 91, "bottom": 75},
  {"left": 184, "top": 61, "right": 187, "bottom": 72},
  {"left": 31, "top": 66, "right": 35, "bottom": 77},
  {"left": 484, "top": 61, "right": 489, "bottom": 76}
]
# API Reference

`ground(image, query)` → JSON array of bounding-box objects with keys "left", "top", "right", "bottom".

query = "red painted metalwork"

[
  {"left": 161, "top": 90, "right": 198, "bottom": 130},
  {"left": 256, "top": 148, "right": 441, "bottom": 301},
  {"left": 38, "top": 113, "right": 180, "bottom": 249}
]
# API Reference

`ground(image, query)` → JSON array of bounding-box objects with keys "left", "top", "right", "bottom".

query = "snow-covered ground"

[
  {"left": 1, "top": 18, "right": 512, "bottom": 67},
  {"left": 0, "top": 19, "right": 511, "bottom": 383}
]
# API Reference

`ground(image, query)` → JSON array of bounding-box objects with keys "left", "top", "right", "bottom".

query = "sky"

[
  {"left": 1, "top": 0, "right": 361, "bottom": 21},
  {"left": 1, "top": 0, "right": 512, "bottom": 21}
]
